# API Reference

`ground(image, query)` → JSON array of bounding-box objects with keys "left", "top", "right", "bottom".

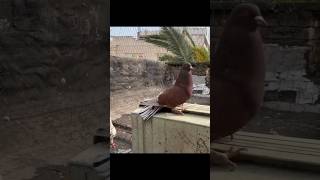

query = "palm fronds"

[{"left": 141, "top": 27, "right": 194, "bottom": 63}]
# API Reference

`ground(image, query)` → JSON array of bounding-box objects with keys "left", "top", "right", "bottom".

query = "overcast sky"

[
  {"left": 110, "top": 27, "right": 161, "bottom": 37},
  {"left": 110, "top": 27, "right": 210, "bottom": 40}
]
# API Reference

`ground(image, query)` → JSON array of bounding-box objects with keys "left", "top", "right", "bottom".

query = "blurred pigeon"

[{"left": 211, "top": 3, "right": 267, "bottom": 170}]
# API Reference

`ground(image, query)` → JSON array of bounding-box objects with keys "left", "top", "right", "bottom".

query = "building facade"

[
  {"left": 110, "top": 36, "right": 169, "bottom": 60},
  {"left": 110, "top": 27, "right": 209, "bottom": 60}
]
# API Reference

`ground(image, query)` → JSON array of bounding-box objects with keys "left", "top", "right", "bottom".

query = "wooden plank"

[
  {"left": 183, "top": 103, "right": 210, "bottom": 115},
  {"left": 213, "top": 143, "right": 320, "bottom": 171},
  {"left": 154, "top": 112, "right": 210, "bottom": 127},
  {"left": 218, "top": 139, "right": 320, "bottom": 156},
  {"left": 236, "top": 131, "right": 320, "bottom": 146},
  {"left": 228, "top": 134, "right": 320, "bottom": 152},
  {"left": 211, "top": 131, "right": 320, "bottom": 171},
  {"left": 215, "top": 135, "right": 320, "bottom": 156},
  {"left": 216, "top": 132, "right": 320, "bottom": 152}
]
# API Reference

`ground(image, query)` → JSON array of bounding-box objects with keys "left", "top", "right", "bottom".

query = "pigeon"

[
  {"left": 138, "top": 62, "right": 193, "bottom": 120},
  {"left": 211, "top": 3, "right": 267, "bottom": 170}
]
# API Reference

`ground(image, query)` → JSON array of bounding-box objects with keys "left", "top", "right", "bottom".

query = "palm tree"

[
  {"left": 181, "top": 28, "right": 210, "bottom": 63},
  {"left": 140, "top": 27, "right": 195, "bottom": 64},
  {"left": 192, "top": 46, "right": 210, "bottom": 64}
]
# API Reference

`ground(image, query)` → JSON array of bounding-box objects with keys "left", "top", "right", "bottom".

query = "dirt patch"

[
  {"left": 110, "top": 87, "right": 164, "bottom": 121},
  {"left": 0, "top": 87, "right": 107, "bottom": 180}
]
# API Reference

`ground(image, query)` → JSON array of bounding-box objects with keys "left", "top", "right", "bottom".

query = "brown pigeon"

[
  {"left": 138, "top": 62, "right": 193, "bottom": 120},
  {"left": 211, "top": 3, "right": 267, "bottom": 170}
]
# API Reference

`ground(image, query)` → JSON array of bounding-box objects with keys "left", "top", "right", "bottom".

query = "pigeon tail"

[
  {"left": 138, "top": 98, "right": 163, "bottom": 121},
  {"left": 138, "top": 105, "right": 163, "bottom": 121}
]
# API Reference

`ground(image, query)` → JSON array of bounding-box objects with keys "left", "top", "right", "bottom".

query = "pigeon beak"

[
  {"left": 255, "top": 16, "right": 268, "bottom": 27},
  {"left": 190, "top": 66, "right": 194, "bottom": 71}
]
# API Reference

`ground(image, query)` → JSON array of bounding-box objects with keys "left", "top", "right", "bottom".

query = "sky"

[
  {"left": 110, "top": 27, "right": 161, "bottom": 37},
  {"left": 110, "top": 27, "right": 210, "bottom": 40}
]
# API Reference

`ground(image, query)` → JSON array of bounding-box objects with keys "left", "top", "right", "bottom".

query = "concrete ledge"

[{"left": 131, "top": 103, "right": 210, "bottom": 153}]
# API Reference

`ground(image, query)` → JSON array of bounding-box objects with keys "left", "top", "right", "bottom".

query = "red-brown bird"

[
  {"left": 211, "top": 3, "right": 267, "bottom": 169},
  {"left": 138, "top": 62, "right": 193, "bottom": 120}
]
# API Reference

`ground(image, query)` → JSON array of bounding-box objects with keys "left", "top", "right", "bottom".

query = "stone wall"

[
  {"left": 211, "top": 0, "right": 320, "bottom": 113},
  {"left": 110, "top": 56, "right": 175, "bottom": 92},
  {"left": 0, "top": 0, "right": 107, "bottom": 95},
  {"left": 263, "top": 44, "right": 320, "bottom": 113},
  {"left": 110, "top": 56, "right": 211, "bottom": 94}
]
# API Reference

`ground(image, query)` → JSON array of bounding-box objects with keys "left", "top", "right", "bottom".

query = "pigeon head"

[
  {"left": 181, "top": 62, "right": 193, "bottom": 72},
  {"left": 228, "top": 3, "right": 267, "bottom": 29},
  {"left": 174, "top": 62, "right": 193, "bottom": 89}
]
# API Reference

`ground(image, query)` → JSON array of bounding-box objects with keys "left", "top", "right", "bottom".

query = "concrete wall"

[
  {"left": 211, "top": 0, "right": 320, "bottom": 113},
  {"left": 131, "top": 104, "right": 210, "bottom": 153},
  {"left": 110, "top": 56, "right": 175, "bottom": 92}
]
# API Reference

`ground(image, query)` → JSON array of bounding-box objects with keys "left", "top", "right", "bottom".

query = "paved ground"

[
  {"left": 110, "top": 87, "right": 164, "bottom": 122},
  {"left": 211, "top": 162, "right": 320, "bottom": 180}
]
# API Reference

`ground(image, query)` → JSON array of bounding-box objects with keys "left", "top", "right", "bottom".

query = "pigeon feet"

[
  {"left": 175, "top": 104, "right": 186, "bottom": 111},
  {"left": 172, "top": 104, "right": 186, "bottom": 115},
  {"left": 211, "top": 147, "right": 247, "bottom": 171},
  {"left": 171, "top": 108, "right": 184, "bottom": 115}
]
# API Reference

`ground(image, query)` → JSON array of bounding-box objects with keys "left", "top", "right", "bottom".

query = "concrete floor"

[{"left": 211, "top": 162, "right": 320, "bottom": 180}]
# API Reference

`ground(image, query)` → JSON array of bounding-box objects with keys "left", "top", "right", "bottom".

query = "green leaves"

[
  {"left": 192, "top": 46, "right": 210, "bottom": 63},
  {"left": 141, "top": 27, "right": 210, "bottom": 65},
  {"left": 141, "top": 27, "right": 194, "bottom": 63}
]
